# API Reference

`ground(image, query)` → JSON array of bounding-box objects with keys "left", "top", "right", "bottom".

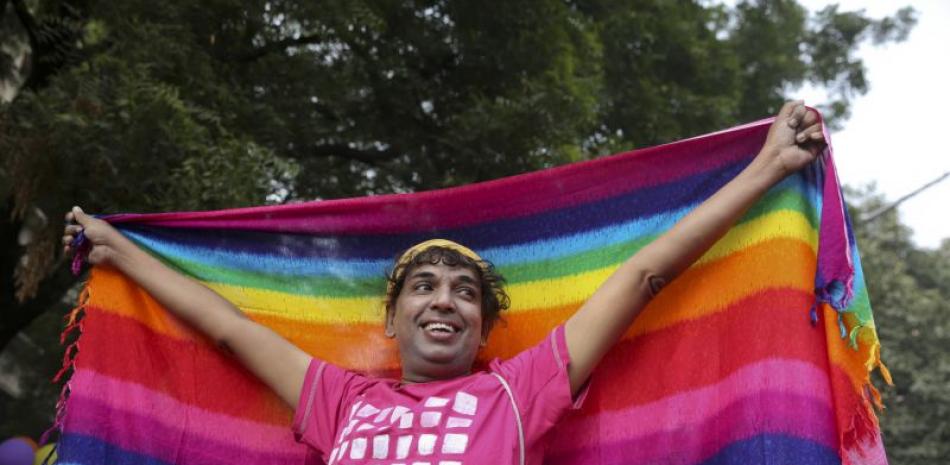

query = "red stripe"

[
  {"left": 74, "top": 308, "right": 292, "bottom": 425},
  {"left": 581, "top": 288, "right": 829, "bottom": 412}
]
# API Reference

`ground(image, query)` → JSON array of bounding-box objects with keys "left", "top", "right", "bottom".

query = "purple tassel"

[
  {"left": 837, "top": 313, "right": 848, "bottom": 339},
  {"left": 70, "top": 230, "right": 90, "bottom": 275}
]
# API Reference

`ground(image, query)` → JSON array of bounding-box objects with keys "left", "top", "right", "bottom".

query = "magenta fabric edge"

[
  {"left": 102, "top": 121, "right": 772, "bottom": 234},
  {"left": 815, "top": 114, "right": 856, "bottom": 311}
]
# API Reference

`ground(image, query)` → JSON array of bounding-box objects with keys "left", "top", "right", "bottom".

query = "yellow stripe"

[{"left": 698, "top": 209, "right": 817, "bottom": 265}]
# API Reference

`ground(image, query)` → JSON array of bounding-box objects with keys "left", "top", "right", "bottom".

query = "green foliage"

[
  {"left": 847, "top": 187, "right": 950, "bottom": 464},
  {"left": 1, "top": 0, "right": 917, "bottom": 208},
  {"left": 2, "top": 24, "right": 293, "bottom": 219}
]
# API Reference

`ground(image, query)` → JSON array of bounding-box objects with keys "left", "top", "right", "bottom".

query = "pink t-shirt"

[{"left": 293, "top": 325, "right": 585, "bottom": 465}]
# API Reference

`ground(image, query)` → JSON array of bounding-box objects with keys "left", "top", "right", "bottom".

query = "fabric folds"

[{"left": 54, "top": 118, "right": 888, "bottom": 465}]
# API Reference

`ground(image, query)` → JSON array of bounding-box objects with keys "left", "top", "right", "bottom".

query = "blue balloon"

[{"left": 0, "top": 438, "right": 34, "bottom": 465}]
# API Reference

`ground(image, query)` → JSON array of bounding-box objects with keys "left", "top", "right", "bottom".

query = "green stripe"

[
  {"left": 167, "top": 257, "right": 387, "bottom": 298},
  {"left": 501, "top": 188, "right": 815, "bottom": 283}
]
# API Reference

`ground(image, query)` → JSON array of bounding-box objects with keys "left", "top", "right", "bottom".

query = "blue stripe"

[
  {"left": 553, "top": 433, "right": 841, "bottom": 465},
  {"left": 58, "top": 434, "right": 173, "bottom": 465},
  {"left": 57, "top": 432, "right": 306, "bottom": 465},
  {"left": 700, "top": 434, "right": 840, "bottom": 465}
]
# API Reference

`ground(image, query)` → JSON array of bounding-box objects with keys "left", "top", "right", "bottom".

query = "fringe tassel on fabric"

[{"left": 41, "top": 284, "right": 89, "bottom": 445}]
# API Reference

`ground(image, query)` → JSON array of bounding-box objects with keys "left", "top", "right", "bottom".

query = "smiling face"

[{"left": 386, "top": 263, "right": 488, "bottom": 383}]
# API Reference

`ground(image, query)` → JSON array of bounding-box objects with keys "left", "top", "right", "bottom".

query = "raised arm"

[
  {"left": 63, "top": 208, "right": 311, "bottom": 409},
  {"left": 564, "top": 101, "right": 825, "bottom": 394}
]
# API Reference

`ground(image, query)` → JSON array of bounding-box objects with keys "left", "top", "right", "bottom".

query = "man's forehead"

[{"left": 407, "top": 263, "right": 480, "bottom": 281}]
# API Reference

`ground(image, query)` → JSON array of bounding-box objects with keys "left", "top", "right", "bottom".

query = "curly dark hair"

[{"left": 385, "top": 245, "right": 510, "bottom": 333}]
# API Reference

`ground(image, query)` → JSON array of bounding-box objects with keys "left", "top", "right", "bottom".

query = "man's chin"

[{"left": 417, "top": 344, "right": 476, "bottom": 368}]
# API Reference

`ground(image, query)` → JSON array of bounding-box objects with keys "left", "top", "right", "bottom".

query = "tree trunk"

[{"left": 0, "top": 201, "right": 79, "bottom": 353}]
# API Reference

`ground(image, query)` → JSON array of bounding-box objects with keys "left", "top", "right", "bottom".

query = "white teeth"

[{"left": 424, "top": 322, "right": 456, "bottom": 333}]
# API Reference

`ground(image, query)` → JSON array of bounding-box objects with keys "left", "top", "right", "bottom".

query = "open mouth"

[{"left": 421, "top": 321, "right": 461, "bottom": 334}]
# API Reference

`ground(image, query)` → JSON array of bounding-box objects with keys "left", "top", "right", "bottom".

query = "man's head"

[{"left": 384, "top": 240, "right": 509, "bottom": 382}]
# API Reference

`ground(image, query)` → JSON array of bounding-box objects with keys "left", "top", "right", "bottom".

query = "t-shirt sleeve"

[
  {"left": 291, "top": 358, "right": 360, "bottom": 455},
  {"left": 492, "top": 325, "right": 589, "bottom": 441}
]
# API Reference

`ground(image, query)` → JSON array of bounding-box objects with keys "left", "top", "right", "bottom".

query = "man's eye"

[
  {"left": 457, "top": 287, "right": 476, "bottom": 297},
  {"left": 414, "top": 283, "right": 432, "bottom": 291}
]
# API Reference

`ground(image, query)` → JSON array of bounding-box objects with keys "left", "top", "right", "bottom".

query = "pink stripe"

[
  {"left": 104, "top": 122, "right": 769, "bottom": 234},
  {"left": 64, "top": 369, "right": 304, "bottom": 458},
  {"left": 550, "top": 359, "right": 836, "bottom": 456},
  {"left": 548, "top": 393, "right": 836, "bottom": 465}
]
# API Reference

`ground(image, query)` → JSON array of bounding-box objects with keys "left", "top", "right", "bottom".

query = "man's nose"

[{"left": 430, "top": 285, "right": 456, "bottom": 310}]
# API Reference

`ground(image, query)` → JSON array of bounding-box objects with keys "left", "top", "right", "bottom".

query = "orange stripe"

[
  {"left": 87, "top": 267, "right": 195, "bottom": 338},
  {"left": 630, "top": 237, "right": 815, "bottom": 335},
  {"left": 823, "top": 303, "right": 880, "bottom": 404}
]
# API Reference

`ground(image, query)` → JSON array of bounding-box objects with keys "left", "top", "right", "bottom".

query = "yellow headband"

[
  {"left": 389, "top": 239, "right": 486, "bottom": 296},
  {"left": 395, "top": 239, "right": 484, "bottom": 269}
]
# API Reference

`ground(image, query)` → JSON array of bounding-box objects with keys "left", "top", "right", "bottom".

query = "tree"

[{"left": 0, "top": 0, "right": 916, "bottom": 436}]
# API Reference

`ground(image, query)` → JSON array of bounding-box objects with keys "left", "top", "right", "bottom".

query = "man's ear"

[{"left": 385, "top": 306, "right": 396, "bottom": 338}]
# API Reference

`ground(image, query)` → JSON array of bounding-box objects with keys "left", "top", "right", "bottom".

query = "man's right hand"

[{"left": 63, "top": 206, "right": 129, "bottom": 266}]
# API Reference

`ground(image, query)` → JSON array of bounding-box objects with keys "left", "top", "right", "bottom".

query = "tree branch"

[
  {"left": 861, "top": 171, "right": 950, "bottom": 223},
  {"left": 233, "top": 33, "right": 325, "bottom": 62},
  {"left": 11, "top": 0, "right": 38, "bottom": 54}
]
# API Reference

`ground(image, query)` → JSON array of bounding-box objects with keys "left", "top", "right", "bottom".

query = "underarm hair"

[
  {"left": 648, "top": 274, "right": 668, "bottom": 297},
  {"left": 217, "top": 340, "right": 235, "bottom": 355}
]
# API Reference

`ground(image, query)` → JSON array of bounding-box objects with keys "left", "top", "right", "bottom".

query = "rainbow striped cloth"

[{"left": 54, "top": 118, "right": 889, "bottom": 465}]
